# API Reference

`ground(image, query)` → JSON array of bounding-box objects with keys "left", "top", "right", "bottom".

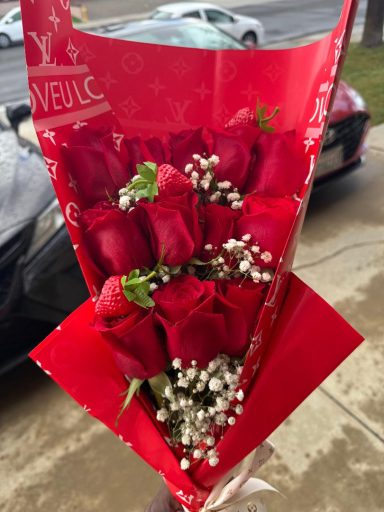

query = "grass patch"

[{"left": 342, "top": 43, "right": 384, "bottom": 126}]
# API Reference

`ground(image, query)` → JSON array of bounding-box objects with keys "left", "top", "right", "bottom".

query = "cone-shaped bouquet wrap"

[{"left": 21, "top": 1, "right": 364, "bottom": 510}]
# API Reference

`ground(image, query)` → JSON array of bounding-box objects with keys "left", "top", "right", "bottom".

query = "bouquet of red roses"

[{"left": 20, "top": 0, "right": 363, "bottom": 510}]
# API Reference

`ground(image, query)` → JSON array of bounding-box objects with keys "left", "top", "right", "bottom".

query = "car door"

[{"left": 202, "top": 9, "right": 238, "bottom": 38}]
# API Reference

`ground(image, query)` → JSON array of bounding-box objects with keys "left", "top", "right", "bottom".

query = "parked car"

[
  {"left": 97, "top": 18, "right": 370, "bottom": 179},
  {"left": 0, "top": 5, "right": 87, "bottom": 49},
  {"left": 0, "top": 104, "right": 88, "bottom": 375},
  {"left": 150, "top": 2, "right": 265, "bottom": 46},
  {"left": 0, "top": 6, "right": 22, "bottom": 49}
]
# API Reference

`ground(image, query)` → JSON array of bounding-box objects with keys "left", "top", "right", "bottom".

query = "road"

[
  {"left": 0, "top": 0, "right": 366, "bottom": 105},
  {"left": 1, "top": 139, "right": 383, "bottom": 511}
]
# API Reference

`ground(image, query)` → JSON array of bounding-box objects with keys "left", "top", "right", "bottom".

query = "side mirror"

[{"left": 6, "top": 103, "right": 32, "bottom": 135}]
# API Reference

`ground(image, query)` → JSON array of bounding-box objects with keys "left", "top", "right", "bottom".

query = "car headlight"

[{"left": 27, "top": 199, "right": 65, "bottom": 260}]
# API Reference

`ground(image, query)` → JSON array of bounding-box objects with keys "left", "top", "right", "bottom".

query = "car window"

[
  {"left": 182, "top": 11, "right": 201, "bottom": 19},
  {"left": 205, "top": 9, "right": 234, "bottom": 24},
  {"left": 123, "top": 23, "right": 244, "bottom": 50},
  {"left": 150, "top": 10, "right": 174, "bottom": 20},
  {"left": 10, "top": 11, "right": 22, "bottom": 22}
]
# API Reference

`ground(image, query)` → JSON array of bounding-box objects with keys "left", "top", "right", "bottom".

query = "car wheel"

[
  {"left": 0, "top": 34, "right": 11, "bottom": 49},
  {"left": 242, "top": 31, "right": 258, "bottom": 47}
]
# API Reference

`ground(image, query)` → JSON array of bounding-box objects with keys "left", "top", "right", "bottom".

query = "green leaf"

[
  {"left": 137, "top": 162, "right": 157, "bottom": 182},
  {"left": 188, "top": 257, "right": 209, "bottom": 266},
  {"left": 123, "top": 290, "right": 136, "bottom": 302},
  {"left": 133, "top": 288, "right": 155, "bottom": 308},
  {"left": 148, "top": 371, "right": 172, "bottom": 407},
  {"left": 121, "top": 275, "right": 127, "bottom": 288},
  {"left": 138, "top": 281, "right": 151, "bottom": 295},
  {"left": 116, "top": 378, "right": 144, "bottom": 425},
  {"left": 128, "top": 269, "right": 140, "bottom": 280},
  {"left": 125, "top": 277, "right": 143, "bottom": 287},
  {"left": 169, "top": 265, "right": 182, "bottom": 275},
  {"left": 260, "top": 124, "right": 276, "bottom": 133}
]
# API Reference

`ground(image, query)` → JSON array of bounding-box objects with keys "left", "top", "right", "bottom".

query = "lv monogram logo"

[
  {"left": 28, "top": 32, "right": 56, "bottom": 66},
  {"left": 165, "top": 98, "right": 192, "bottom": 124}
]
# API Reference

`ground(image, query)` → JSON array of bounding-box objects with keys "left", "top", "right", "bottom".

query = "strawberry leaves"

[
  {"left": 256, "top": 100, "right": 280, "bottom": 133},
  {"left": 126, "top": 162, "right": 159, "bottom": 202},
  {"left": 121, "top": 270, "right": 155, "bottom": 309}
]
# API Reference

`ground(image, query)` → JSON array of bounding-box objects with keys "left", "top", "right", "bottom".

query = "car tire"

[
  {"left": 242, "top": 31, "right": 258, "bottom": 46},
  {"left": 0, "top": 33, "right": 11, "bottom": 49}
]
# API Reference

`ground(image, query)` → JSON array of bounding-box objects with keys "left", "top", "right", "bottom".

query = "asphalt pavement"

[{"left": 0, "top": 0, "right": 367, "bottom": 105}]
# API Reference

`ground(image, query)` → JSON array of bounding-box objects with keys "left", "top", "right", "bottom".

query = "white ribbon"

[{"left": 183, "top": 441, "right": 279, "bottom": 512}]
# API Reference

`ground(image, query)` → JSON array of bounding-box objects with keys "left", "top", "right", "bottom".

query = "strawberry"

[
  {"left": 95, "top": 275, "right": 137, "bottom": 319},
  {"left": 225, "top": 107, "right": 256, "bottom": 129},
  {"left": 157, "top": 164, "right": 192, "bottom": 196}
]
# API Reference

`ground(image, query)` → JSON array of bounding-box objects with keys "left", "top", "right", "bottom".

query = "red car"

[{"left": 316, "top": 80, "right": 370, "bottom": 182}]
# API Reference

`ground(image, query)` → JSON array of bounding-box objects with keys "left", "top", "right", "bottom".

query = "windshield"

[
  {"left": 150, "top": 10, "right": 175, "bottom": 20},
  {"left": 120, "top": 22, "right": 245, "bottom": 50}
]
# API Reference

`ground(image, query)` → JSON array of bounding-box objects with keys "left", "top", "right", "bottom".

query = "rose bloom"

[
  {"left": 94, "top": 307, "right": 168, "bottom": 380},
  {"left": 235, "top": 194, "right": 298, "bottom": 267},
  {"left": 79, "top": 202, "right": 155, "bottom": 278},
  {"left": 199, "top": 204, "right": 241, "bottom": 260},
  {"left": 243, "top": 131, "right": 307, "bottom": 197},
  {"left": 153, "top": 275, "right": 249, "bottom": 367},
  {"left": 140, "top": 191, "right": 203, "bottom": 267}
]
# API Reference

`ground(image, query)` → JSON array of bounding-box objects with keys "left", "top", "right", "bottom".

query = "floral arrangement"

[{"left": 76, "top": 104, "right": 300, "bottom": 472}]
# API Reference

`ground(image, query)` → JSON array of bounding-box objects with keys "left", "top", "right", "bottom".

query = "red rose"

[
  {"left": 209, "top": 129, "right": 253, "bottom": 191},
  {"left": 200, "top": 204, "right": 241, "bottom": 260},
  {"left": 141, "top": 191, "right": 203, "bottom": 267},
  {"left": 216, "top": 279, "right": 266, "bottom": 333},
  {"left": 153, "top": 275, "right": 249, "bottom": 367},
  {"left": 235, "top": 195, "right": 298, "bottom": 267},
  {"left": 62, "top": 129, "right": 132, "bottom": 208},
  {"left": 244, "top": 131, "right": 307, "bottom": 196},
  {"left": 79, "top": 203, "right": 155, "bottom": 277},
  {"left": 170, "top": 128, "right": 209, "bottom": 172},
  {"left": 95, "top": 310, "right": 167, "bottom": 380}
]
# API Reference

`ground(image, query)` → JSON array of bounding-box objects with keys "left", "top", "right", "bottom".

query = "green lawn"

[{"left": 342, "top": 43, "right": 384, "bottom": 126}]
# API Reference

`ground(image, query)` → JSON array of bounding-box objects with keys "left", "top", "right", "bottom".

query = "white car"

[
  {"left": 151, "top": 2, "right": 265, "bottom": 46},
  {"left": 0, "top": 7, "right": 23, "bottom": 49}
]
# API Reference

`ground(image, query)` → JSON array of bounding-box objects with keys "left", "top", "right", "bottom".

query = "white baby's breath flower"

[
  {"left": 204, "top": 244, "right": 213, "bottom": 251},
  {"left": 197, "top": 410, "right": 205, "bottom": 422},
  {"left": 242, "top": 233, "right": 252, "bottom": 242},
  {"left": 149, "top": 283, "right": 158, "bottom": 292},
  {"left": 119, "top": 187, "right": 128, "bottom": 196},
  {"left": 262, "top": 272, "right": 273, "bottom": 282},
  {"left": 206, "top": 436, "right": 215, "bottom": 447},
  {"left": 191, "top": 170, "right": 200, "bottom": 179},
  {"left": 261, "top": 251, "right": 272, "bottom": 263},
  {"left": 217, "top": 180, "right": 232, "bottom": 190},
  {"left": 162, "top": 275, "right": 171, "bottom": 284},
  {"left": 164, "top": 386, "right": 173, "bottom": 400},
  {"left": 200, "top": 370, "right": 210, "bottom": 382},
  {"left": 209, "top": 154, "right": 220, "bottom": 166},
  {"left": 196, "top": 381, "right": 206, "bottom": 392},
  {"left": 119, "top": 196, "right": 131, "bottom": 210},
  {"left": 239, "top": 260, "right": 251, "bottom": 273},
  {"left": 231, "top": 200, "right": 243, "bottom": 210},
  {"left": 227, "top": 192, "right": 241, "bottom": 202},
  {"left": 236, "top": 390, "right": 245, "bottom": 402},
  {"left": 209, "top": 456, "right": 219, "bottom": 467},
  {"left": 235, "top": 404, "right": 244, "bottom": 415},
  {"left": 156, "top": 408, "right": 169, "bottom": 422},
  {"left": 180, "top": 398, "right": 188, "bottom": 408},
  {"left": 193, "top": 449, "right": 203, "bottom": 459},
  {"left": 228, "top": 416, "right": 236, "bottom": 426},
  {"left": 180, "top": 458, "right": 190, "bottom": 470},
  {"left": 185, "top": 163, "right": 194, "bottom": 173},
  {"left": 182, "top": 434, "right": 191, "bottom": 446},
  {"left": 200, "top": 158, "right": 209, "bottom": 170},
  {"left": 187, "top": 368, "right": 197, "bottom": 380},
  {"left": 178, "top": 378, "right": 189, "bottom": 388},
  {"left": 132, "top": 175, "right": 141, "bottom": 182},
  {"left": 209, "top": 377, "right": 223, "bottom": 392},
  {"left": 193, "top": 154, "right": 201, "bottom": 161}
]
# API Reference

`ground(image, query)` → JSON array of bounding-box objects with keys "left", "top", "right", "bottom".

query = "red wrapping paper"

[{"left": 20, "top": 0, "right": 363, "bottom": 509}]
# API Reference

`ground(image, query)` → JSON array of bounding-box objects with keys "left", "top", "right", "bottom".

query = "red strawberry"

[
  {"left": 157, "top": 164, "right": 192, "bottom": 196},
  {"left": 225, "top": 107, "right": 256, "bottom": 129},
  {"left": 95, "top": 275, "right": 137, "bottom": 319}
]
